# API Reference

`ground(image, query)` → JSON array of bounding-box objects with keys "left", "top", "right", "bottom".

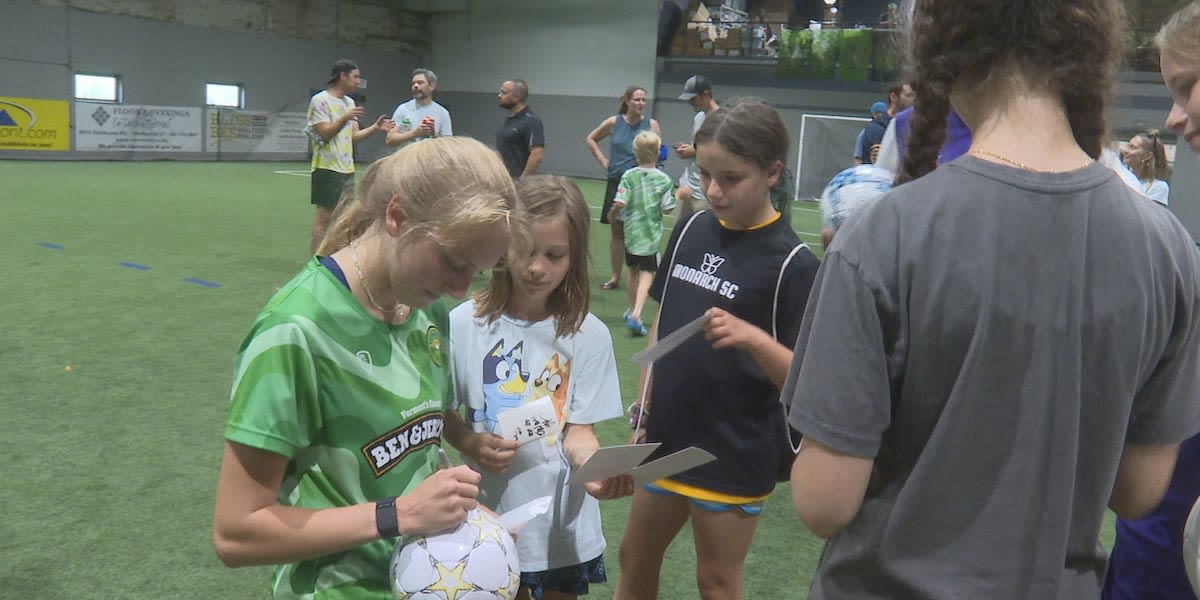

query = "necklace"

[
  {"left": 968, "top": 150, "right": 1036, "bottom": 170},
  {"left": 349, "top": 239, "right": 411, "bottom": 322},
  {"left": 968, "top": 150, "right": 1089, "bottom": 173}
]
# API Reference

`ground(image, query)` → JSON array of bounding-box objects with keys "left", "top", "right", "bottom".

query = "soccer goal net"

[{"left": 794, "top": 114, "right": 870, "bottom": 201}]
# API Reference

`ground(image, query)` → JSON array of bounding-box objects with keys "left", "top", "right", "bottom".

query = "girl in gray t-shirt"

[{"left": 784, "top": 2, "right": 1200, "bottom": 599}]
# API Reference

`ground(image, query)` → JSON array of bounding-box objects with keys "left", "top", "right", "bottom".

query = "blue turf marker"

[
  {"left": 37, "top": 242, "right": 63, "bottom": 250},
  {"left": 184, "top": 277, "right": 220, "bottom": 289},
  {"left": 119, "top": 261, "right": 150, "bottom": 271}
]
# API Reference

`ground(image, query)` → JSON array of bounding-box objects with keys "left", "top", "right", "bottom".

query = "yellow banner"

[{"left": 0, "top": 97, "right": 70, "bottom": 151}]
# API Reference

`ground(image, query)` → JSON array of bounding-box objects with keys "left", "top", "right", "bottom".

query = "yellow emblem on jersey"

[{"left": 426, "top": 325, "right": 445, "bottom": 367}]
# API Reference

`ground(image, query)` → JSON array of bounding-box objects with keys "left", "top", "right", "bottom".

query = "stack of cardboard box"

[
  {"left": 713, "top": 27, "right": 743, "bottom": 56},
  {"left": 669, "top": 1, "right": 766, "bottom": 58},
  {"left": 679, "top": 3, "right": 714, "bottom": 56}
]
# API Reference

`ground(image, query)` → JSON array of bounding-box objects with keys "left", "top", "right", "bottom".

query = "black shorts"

[
  {"left": 625, "top": 252, "right": 658, "bottom": 272},
  {"left": 520, "top": 554, "right": 606, "bottom": 599},
  {"left": 310, "top": 169, "right": 353, "bottom": 208},
  {"left": 599, "top": 177, "right": 620, "bottom": 225}
]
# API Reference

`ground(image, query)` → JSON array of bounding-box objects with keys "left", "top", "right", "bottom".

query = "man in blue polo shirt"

[{"left": 495, "top": 79, "right": 544, "bottom": 179}]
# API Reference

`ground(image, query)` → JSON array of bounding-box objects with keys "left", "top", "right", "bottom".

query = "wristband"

[
  {"left": 375, "top": 496, "right": 400, "bottom": 539},
  {"left": 629, "top": 402, "right": 648, "bottom": 430}
]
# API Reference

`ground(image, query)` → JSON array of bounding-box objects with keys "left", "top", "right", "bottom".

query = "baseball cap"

[
  {"left": 678, "top": 75, "right": 713, "bottom": 100},
  {"left": 327, "top": 59, "right": 359, "bottom": 85},
  {"left": 870, "top": 101, "right": 888, "bottom": 114}
]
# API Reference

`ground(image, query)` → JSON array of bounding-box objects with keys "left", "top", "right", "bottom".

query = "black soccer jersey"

[{"left": 646, "top": 210, "right": 819, "bottom": 496}]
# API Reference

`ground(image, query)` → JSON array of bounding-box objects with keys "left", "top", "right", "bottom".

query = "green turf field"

[{"left": 0, "top": 160, "right": 1114, "bottom": 599}]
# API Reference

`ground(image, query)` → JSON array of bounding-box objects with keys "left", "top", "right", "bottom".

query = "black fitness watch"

[{"left": 375, "top": 496, "right": 400, "bottom": 539}]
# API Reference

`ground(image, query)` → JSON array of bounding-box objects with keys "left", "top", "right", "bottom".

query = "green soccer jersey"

[
  {"left": 615, "top": 166, "right": 676, "bottom": 256},
  {"left": 225, "top": 258, "right": 451, "bottom": 599}
]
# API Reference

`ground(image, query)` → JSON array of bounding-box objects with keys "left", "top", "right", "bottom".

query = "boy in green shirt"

[{"left": 608, "top": 130, "right": 675, "bottom": 336}]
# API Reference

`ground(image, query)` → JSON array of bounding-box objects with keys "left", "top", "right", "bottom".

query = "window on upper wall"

[
  {"left": 74, "top": 73, "right": 121, "bottom": 102},
  {"left": 205, "top": 83, "right": 243, "bottom": 109}
]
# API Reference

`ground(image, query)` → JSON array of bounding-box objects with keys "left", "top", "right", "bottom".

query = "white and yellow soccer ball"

[
  {"left": 390, "top": 508, "right": 521, "bottom": 600},
  {"left": 1184, "top": 494, "right": 1200, "bottom": 598}
]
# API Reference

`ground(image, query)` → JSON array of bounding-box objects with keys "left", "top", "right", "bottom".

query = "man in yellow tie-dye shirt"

[{"left": 305, "top": 59, "right": 393, "bottom": 253}]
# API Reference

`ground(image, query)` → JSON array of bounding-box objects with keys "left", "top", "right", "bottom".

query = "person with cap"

[
  {"left": 854, "top": 82, "right": 913, "bottom": 166},
  {"left": 386, "top": 68, "right": 453, "bottom": 150},
  {"left": 304, "top": 59, "right": 393, "bottom": 254},
  {"left": 879, "top": 2, "right": 900, "bottom": 27},
  {"left": 853, "top": 101, "right": 891, "bottom": 166},
  {"left": 495, "top": 78, "right": 545, "bottom": 179},
  {"left": 673, "top": 74, "right": 720, "bottom": 219}
]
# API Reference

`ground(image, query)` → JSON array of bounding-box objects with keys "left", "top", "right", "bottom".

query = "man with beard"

[
  {"left": 386, "top": 68, "right": 453, "bottom": 149},
  {"left": 495, "top": 79, "right": 545, "bottom": 179}
]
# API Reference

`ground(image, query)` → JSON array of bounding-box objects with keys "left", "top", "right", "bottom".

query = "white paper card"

[
  {"left": 496, "top": 396, "right": 559, "bottom": 445},
  {"left": 631, "top": 447, "right": 717, "bottom": 485},
  {"left": 630, "top": 314, "right": 709, "bottom": 367},
  {"left": 567, "top": 443, "right": 661, "bottom": 485},
  {"left": 498, "top": 495, "right": 553, "bottom": 534}
]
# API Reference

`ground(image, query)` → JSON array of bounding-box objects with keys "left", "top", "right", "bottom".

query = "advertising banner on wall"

[
  {"left": 75, "top": 103, "right": 202, "bottom": 152},
  {"left": 205, "top": 109, "right": 308, "bottom": 155},
  {"left": 0, "top": 97, "right": 70, "bottom": 151}
]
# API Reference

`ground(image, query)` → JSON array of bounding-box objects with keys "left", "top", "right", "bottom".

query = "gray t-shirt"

[
  {"left": 679, "top": 110, "right": 707, "bottom": 200},
  {"left": 783, "top": 156, "right": 1200, "bottom": 600},
  {"left": 390, "top": 99, "right": 453, "bottom": 149}
]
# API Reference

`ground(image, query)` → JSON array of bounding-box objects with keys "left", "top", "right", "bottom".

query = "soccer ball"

[
  {"left": 819, "top": 165, "right": 895, "bottom": 233},
  {"left": 390, "top": 509, "right": 521, "bottom": 600},
  {"left": 1184, "top": 495, "right": 1200, "bottom": 597}
]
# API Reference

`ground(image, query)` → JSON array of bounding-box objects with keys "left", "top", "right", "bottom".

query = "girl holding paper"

[
  {"left": 444, "top": 175, "right": 632, "bottom": 600},
  {"left": 615, "top": 98, "right": 820, "bottom": 600}
]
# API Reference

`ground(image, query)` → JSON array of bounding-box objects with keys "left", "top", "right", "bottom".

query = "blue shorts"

[
  {"left": 643, "top": 481, "right": 765, "bottom": 516},
  {"left": 520, "top": 554, "right": 606, "bottom": 599}
]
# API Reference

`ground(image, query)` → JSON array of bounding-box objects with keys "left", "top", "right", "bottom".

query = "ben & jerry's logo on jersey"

[
  {"left": 671, "top": 252, "right": 739, "bottom": 299},
  {"left": 362, "top": 413, "right": 444, "bottom": 477}
]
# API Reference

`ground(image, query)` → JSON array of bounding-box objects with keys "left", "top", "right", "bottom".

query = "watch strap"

[{"left": 375, "top": 496, "right": 400, "bottom": 538}]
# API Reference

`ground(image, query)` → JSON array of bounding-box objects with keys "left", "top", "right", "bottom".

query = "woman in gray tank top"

[{"left": 585, "top": 86, "right": 660, "bottom": 291}]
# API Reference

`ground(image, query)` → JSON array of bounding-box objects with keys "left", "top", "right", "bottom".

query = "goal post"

[{"left": 794, "top": 114, "right": 871, "bottom": 201}]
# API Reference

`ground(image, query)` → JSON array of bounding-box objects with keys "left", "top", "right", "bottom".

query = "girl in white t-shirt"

[{"left": 444, "top": 175, "right": 632, "bottom": 600}]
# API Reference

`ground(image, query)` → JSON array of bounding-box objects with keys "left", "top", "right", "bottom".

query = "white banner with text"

[
  {"left": 205, "top": 109, "right": 308, "bottom": 155},
  {"left": 75, "top": 103, "right": 202, "bottom": 152}
]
